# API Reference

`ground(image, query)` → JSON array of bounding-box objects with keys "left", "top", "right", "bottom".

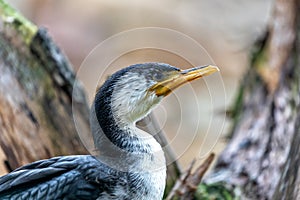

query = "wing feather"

[{"left": 0, "top": 155, "right": 121, "bottom": 199}]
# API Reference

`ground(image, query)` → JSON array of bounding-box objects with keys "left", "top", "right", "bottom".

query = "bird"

[{"left": 0, "top": 63, "right": 219, "bottom": 200}]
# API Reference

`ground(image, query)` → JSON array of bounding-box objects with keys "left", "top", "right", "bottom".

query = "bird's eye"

[{"left": 154, "top": 73, "right": 163, "bottom": 81}]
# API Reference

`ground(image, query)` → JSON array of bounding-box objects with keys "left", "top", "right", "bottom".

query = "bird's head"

[{"left": 95, "top": 63, "right": 219, "bottom": 127}]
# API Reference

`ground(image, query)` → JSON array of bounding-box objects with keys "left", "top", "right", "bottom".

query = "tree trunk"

[
  {"left": 0, "top": 0, "right": 93, "bottom": 173},
  {"left": 201, "top": 0, "right": 300, "bottom": 199},
  {"left": 0, "top": 14, "right": 90, "bottom": 172}
]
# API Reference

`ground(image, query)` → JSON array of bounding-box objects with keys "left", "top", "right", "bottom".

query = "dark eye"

[{"left": 154, "top": 73, "right": 163, "bottom": 81}]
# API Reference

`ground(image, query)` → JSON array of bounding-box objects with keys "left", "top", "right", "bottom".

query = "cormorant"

[{"left": 0, "top": 63, "right": 219, "bottom": 200}]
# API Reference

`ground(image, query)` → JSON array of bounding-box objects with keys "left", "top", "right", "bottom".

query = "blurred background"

[{"left": 0, "top": 0, "right": 273, "bottom": 173}]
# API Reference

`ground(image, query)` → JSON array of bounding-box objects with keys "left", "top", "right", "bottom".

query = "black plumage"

[{"left": 0, "top": 156, "right": 123, "bottom": 199}]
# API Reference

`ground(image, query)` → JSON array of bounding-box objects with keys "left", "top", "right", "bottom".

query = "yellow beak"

[{"left": 149, "top": 65, "right": 219, "bottom": 96}]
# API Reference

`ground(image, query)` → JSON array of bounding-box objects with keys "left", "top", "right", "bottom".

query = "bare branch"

[{"left": 166, "top": 153, "right": 215, "bottom": 200}]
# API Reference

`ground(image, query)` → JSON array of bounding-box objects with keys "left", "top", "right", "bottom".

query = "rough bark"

[
  {"left": 203, "top": 0, "right": 300, "bottom": 199},
  {"left": 0, "top": 30, "right": 89, "bottom": 169},
  {"left": 0, "top": 26, "right": 90, "bottom": 171}
]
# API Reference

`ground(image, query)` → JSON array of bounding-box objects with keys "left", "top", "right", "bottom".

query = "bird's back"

[
  {"left": 0, "top": 155, "right": 122, "bottom": 199},
  {"left": 0, "top": 155, "right": 165, "bottom": 200}
]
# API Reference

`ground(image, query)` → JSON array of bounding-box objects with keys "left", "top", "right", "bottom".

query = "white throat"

[{"left": 110, "top": 72, "right": 162, "bottom": 127}]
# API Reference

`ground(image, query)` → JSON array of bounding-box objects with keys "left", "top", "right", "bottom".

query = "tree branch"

[{"left": 166, "top": 153, "right": 215, "bottom": 200}]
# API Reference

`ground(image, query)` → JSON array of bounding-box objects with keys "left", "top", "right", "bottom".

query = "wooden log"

[
  {"left": 202, "top": 0, "right": 300, "bottom": 199},
  {"left": 0, "top": 0, "right": 89, "bottom": 172}
]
